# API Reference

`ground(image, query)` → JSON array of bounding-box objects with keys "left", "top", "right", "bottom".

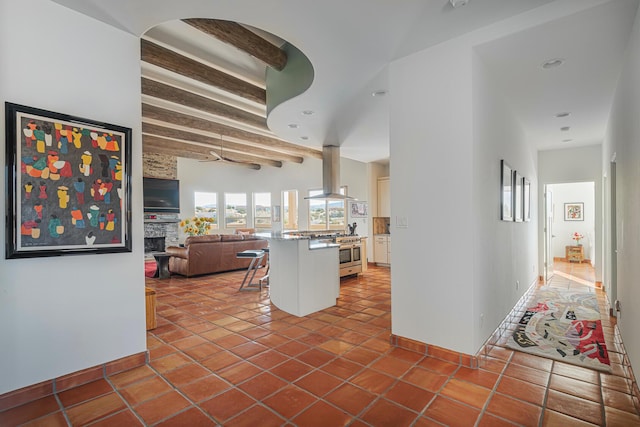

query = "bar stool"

[
  {"left": 237, "top": 249, "right": 265, "bottom": 291},
  {"left": 259, "top": 247, "right": 270, "bottom": 287}
]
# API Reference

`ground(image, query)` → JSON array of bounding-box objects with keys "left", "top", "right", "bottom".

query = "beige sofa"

[{"left": 166, "top": 234, "right": 268, "bottom": 277}]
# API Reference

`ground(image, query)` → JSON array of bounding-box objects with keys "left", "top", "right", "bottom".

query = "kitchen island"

[{"left": 256, "top": 232, "right": 339, "bottom": 317}]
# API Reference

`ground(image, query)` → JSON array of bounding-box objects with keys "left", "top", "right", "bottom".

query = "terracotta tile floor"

[{"left": 2, "top": 262, "right": 640, "bottom": 426}]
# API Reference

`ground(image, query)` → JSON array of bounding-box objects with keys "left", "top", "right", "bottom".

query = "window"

[
  {"left": 194, "top": 192, "right": 218, "bottom": 229},
  {"left": 224, "top": 192, "right": 247, "bottom": 228},
  {"left": 308, "top": 187, "right": 346, "bottom": 230},
  {"left": 253, "top": 192, "right": 271, "bottom": 229},
  {"left": 282, "top": 190, "right": 298, "bottom": 231}
]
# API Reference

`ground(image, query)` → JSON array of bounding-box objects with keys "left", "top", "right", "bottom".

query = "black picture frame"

[
  {"left": 5, "top": 102, "right": 132, "bottom": 258},
  {"left": 500, "top": 160, "right": 514, "bottom": 221},
  {"left": 514, "top": 171, "right": 523, "bottom": 222},
  {"left": 523, "top": 177, "right": 531, "bottom": 222}
]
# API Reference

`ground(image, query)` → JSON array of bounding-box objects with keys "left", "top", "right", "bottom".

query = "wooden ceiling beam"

[
  {"left": 142, "top": 77, "right": 267, "bottom": 131},
  {"left": 144, "top": 135, "right": 263, "bottom": 170},
  {"left": 142, "top": 103, "right": 322, "bottom": 159},
  {"left": 143, "top": 122, "right": 287, "bottom": 166},
  {"left": 143, "top": 136, "right": 208, "bottom": 160},
  {"left": 183, "top": 19, "right": 287, "bottom": 71},
  {"left": 141, "top": 38, "right": 266, "bottom": 105},
  {"left": 142, "top": 129, "right": 283, "bottom": 168}
]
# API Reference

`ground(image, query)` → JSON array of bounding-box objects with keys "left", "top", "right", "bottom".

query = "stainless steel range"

[
  {"left": 284, "top": 231, "right": 364, "bottom": 277},
  {"left": 335, "top": 235, "right": 363, "bottom": 277}
]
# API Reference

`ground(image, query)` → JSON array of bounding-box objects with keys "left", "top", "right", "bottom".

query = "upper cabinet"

[{"left": 377, "top": 177, "right": 390, "bottom": 217}]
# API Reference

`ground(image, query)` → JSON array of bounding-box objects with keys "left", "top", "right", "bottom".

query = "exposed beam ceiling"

[
  {"left": 141, "top": 38, "right": 266, "bottom": 105},
  {"left": 183, "top": 19, "right": 288, "bottom": 71},
  {"left": 140, "top": 19, "right": 321, "bottom": 168},
  {"left": 142, "top": 77, "right": 268, "bottom": 131}
]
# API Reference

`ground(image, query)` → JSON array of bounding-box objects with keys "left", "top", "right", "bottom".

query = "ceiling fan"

[{"left": 202, "top": 137, "right": 261, "bottom": 170}]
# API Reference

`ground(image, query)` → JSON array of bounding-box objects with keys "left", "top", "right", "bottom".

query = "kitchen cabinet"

[
  {"left": 374, "top": 234, "right": 391, "bottom": 265},
  {"left": 378, "top": 177, "right": 390, "bottom": 217}
]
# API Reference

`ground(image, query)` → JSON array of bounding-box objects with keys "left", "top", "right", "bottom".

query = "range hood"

[{"left": 305, "top": 145, "right": 353, "bottom": 200}]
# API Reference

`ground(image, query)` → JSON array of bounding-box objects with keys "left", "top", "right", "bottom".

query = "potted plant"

[
  {"left": 180, "top": 216, "right": 215, "bottom": 236},
  {"left": 572, "top": 232, "right": 584, "bottom": 246}
]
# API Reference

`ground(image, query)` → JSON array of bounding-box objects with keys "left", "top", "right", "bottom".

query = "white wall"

[
  {"left": 471, "top": 51, "right": 539, "bottom": 349},
  {"left": 0, "top": 0, "right": 145, "bottom": 394},
  {"left": 538, "top": 146, "right": 603, "bottom": 281},
  {"left": 603, "top": 3, "right": 640, "bottom": 381},
  {"left": 177, "top": 156, "right": 369, "bottom": 236},
  {"left": 548, "top": 182, "right": 595, "bottom": 262},
  {"left": 389, "top": 38, "right": 476, "bottom": 354},
  {"left": 386, "top": 1, "right": 622, "bottom": 357}
]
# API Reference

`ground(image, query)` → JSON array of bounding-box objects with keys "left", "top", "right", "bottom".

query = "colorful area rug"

[
  {"left": 506, "top": 287, "right": 611, "bottom": 372},
  {"left": 144, "top": 260, "right": 157, "bottom": 278}
]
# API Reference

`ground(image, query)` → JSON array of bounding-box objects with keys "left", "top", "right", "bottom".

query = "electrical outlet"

[
  {"left": 516, "top": 280, "right": 520, "bottom": 290},
  {"left": 480, "top": 313, "right": 484, "bottom": 328}
]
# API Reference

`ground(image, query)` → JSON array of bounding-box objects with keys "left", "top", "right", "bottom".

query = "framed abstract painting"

[{"left": 5, "top": 102, "right": 132, "bottom": 258}]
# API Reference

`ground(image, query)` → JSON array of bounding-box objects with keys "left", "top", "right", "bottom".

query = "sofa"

[{"left": 166, "top": 234, "right": 268, "bottom": 277}]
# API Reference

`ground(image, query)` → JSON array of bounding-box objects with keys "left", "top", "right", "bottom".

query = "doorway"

[{"left": 544, "top": 182, "right": 596, "bottom": 281}]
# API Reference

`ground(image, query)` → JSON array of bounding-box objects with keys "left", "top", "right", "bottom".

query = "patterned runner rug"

[{"left": 506, "top": 287, "right": 611, "bottom": 372}]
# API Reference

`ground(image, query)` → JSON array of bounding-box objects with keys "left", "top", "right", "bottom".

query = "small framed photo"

[
  {"left": 523, "top": 177, "right": 531, "bottom": 222},
  {"left": 349, "top": 201, "right": 368, "bottom": 218},
  {"left": 500, "top": 160, "right": 513, "bottom": 221},
  {"left": 514, "top": 171, "right": 523, "bottom": 222},
  {"left": 564, "top": 203, "right": 584, "bottom": 221}
]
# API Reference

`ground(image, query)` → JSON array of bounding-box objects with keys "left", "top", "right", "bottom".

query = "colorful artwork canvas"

[{"left": 5, "top": 102, "right": 132, "bottom": 258}]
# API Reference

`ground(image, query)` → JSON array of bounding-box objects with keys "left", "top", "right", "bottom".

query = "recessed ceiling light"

[
  {"left": 288, "top": 123, "right": 299, "bottom": 129},
  {"left": 541, "top": 58, "right": 565, "bottom": 69},
  {"left": 450, "top": 0, "right": 469, "bottom": 8},
  {"left": 560, "top": 126, "right": 570, "bottom": 132},
  {"left": 371, "top": 90, "right": 387, "bottom": 97},
  {"left": 300, "top": 136, "right": 309, "bottom": 140},
  {"left": 301, "top": 110, "right": 314, "bottom": 116},
  {"left": 555, "top": 112, "right": 571, "bottom": 118},
  {"left": 562, "top": 139, "right": 574, "bottom": 143}
]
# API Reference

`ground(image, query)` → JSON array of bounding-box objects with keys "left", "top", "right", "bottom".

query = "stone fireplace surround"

[{"left": 144, "top": 213, "right": 179, "bottom": 253}]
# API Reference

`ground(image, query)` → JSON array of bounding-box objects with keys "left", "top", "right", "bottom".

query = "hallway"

[{"left": 1, "top": 264, "right": 639, "bottom": 426}]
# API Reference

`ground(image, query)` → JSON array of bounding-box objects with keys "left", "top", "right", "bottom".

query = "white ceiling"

[
  {"left": 475, "top": 0, "right": 639, "bottom": 151},
  {"left": 49, "top": 0, "right": 639, "bottom": 162}
]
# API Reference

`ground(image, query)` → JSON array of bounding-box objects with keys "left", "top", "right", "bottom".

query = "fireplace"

[
  {"left": 144, "top": 214, "right": 179, "bottom": 253},
  {"left": 144, "top": 237, "right": 165, "bottom": 253}
]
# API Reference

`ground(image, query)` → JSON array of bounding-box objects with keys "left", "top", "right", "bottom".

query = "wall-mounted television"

[{"left": 143, "top": 177, "right": 180, "bottom": 213}]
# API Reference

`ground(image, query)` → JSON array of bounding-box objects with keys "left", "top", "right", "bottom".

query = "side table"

[
  {"left": 152, "top": 252, "right": 171, "bottom": 278},
  {"left": 565, "top": 245, "right": 584, "bottom": 263}
]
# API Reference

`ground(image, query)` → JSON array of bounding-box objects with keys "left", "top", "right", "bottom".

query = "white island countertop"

[{"left": 256, "top": 232, "right": 339, "bottom": 317}]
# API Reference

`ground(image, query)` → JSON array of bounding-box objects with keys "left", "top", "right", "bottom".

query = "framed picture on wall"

[
  {"left": 564, "top": 202, "right": 584, "bottom": 221},
  {"left": 523, "top": 177, "right": 531, "bottom": 222},
  {"left": 500, "top": 160, "right": 514, "bottom": 221},
  {"left": 514, "top": 171, "right": 523, "bottom": 222},
  {"left": 5, "top": 102, "right": 132, "bottom": 258},
  {"left": 349, "top": 200, "right": 368, "bottom": 218}
]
